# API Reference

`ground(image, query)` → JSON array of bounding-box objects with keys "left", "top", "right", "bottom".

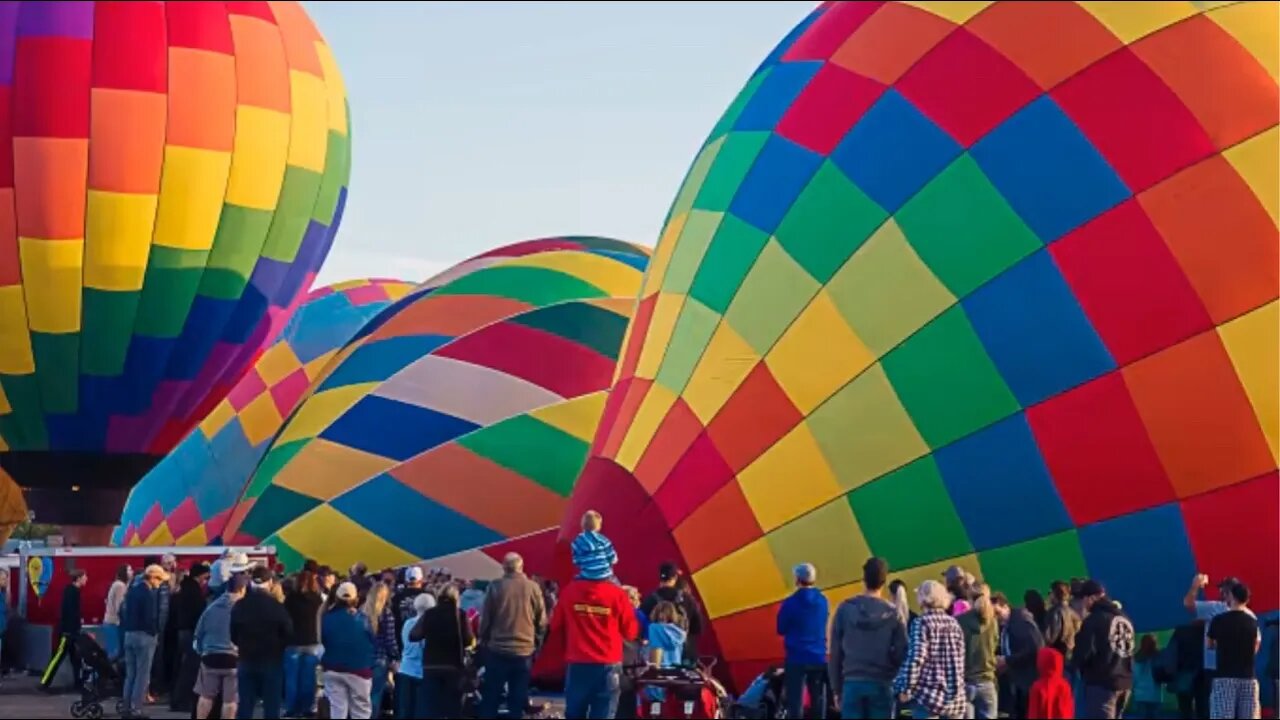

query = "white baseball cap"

[
  {"left": 336, "top": 582, "right": 359, "bottom": 601},
  {"left": 405, "top": 567, "right": 424, "bottom": 583}
]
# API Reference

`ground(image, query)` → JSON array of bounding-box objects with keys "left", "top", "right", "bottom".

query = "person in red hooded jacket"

[{"left": 1029, "top": 647, "right": 1075, "bottom": 719}]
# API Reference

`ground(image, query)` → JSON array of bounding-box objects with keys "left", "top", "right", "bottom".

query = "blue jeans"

[
  {"left": 565, "top": 663, "right": 622, "bottom": 720},
  {"left": 102, "top": 624, "right": 121, "bottom": 661},
  {"left": 236, "top": 661, "right": 283, "bottom": 719},
  {"left": 967, "top": 681, "right": 998, "bottom": 719},
  {"left": 123, "top": 632, "right": 157, "bottom": 715},
  {"left": 480, "top": 650, "right": 533, "bottom": 719},
  {"left": 283, "top": 646, "right": 321, "bottom": 716},
  {"left": 396, "top": 673, "right": 423, "bottom": 719},
  {"left": 785, "top": 663, "right": 828, "bottom": 719},
  {"left": 371, "top": 659, "right": 389, "bottom": 716},
  {"left": 840, "top": 679, "right": 892, "bottom": 720}
]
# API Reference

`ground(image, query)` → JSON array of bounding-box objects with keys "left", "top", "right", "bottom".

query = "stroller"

[
  {"left": 69, "top": 633, "right": 126, "bottom": 719},
  {"left": 632, "top": 657, "right": 730, "bottom": 719},
  {"left": 730, "top": 667, "right": 786, "bottom": 719}
]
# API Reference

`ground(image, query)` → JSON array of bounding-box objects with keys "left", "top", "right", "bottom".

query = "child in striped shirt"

[{"left": 570, "top": 510, "right": 618, "bottom": 582}]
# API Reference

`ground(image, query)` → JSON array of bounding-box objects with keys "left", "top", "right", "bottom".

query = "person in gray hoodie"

[
  {"left": 994, "top": 593, "right": 1045, "bottom": 719},
  {"left": 193, "top": 576, "right": 247, "bottom": 720},
  {"left": 829, "top": 557, "right": 907, "bottom": 720}
]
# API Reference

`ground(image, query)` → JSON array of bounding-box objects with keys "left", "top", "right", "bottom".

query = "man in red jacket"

[{"left": 551, "top": 535, "right": 640, "bottom": 719}]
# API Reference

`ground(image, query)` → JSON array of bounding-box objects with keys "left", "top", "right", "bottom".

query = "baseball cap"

[
  {"left": 659, "top": 561, "right": 679, "bottom": 581},
  {"left": 942, "top": 565, "right": 966, "bottom": 584},
  {"left": 405, "top": 566, "right": 425, "bottom": 583},
  {"left": 1078, "top": 579, "right": 1105, "bottom": 597},
  {"left": 144, "top": 564, "right": 169, "bottom": 581},
  {"left": 336, "top": 582, "right": 358, "bottom": 601},
  {"left": 251, "top": 565, "right": 273, "bottom": 585}
]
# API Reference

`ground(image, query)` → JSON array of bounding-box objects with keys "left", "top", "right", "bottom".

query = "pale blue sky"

[{"left": 305, "top": 1, "right": 815, "bottom": 285}]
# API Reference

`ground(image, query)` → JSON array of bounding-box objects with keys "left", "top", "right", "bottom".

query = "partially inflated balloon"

[
  {"left": 0, "top": 1, "right": 350, "bottom": 526},
  {"left": 0, "top": 469, "right": 25, "bottom": 545},
  {"left": 561, "top": 0, "right": 1278, "bottom": 690},
  {"left": 112, "top": 278, "right": 413, "bottom": 548},
  {"left": 226, "top": 237, "right": 649, "bottom": 574}
]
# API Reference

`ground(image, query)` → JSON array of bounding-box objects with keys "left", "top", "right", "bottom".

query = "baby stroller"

[
  {"left": 633, "top": 658, "right": 730, "bottom": 719},
  {"left": 69, "top": 633, "right": 126, "bottom": 719},
  {"left": 730, "top": 667, "right": 786, "bottom": 719}
]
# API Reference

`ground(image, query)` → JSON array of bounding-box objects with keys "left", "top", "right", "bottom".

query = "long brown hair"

[{"left": 296, "top": 570, "right": 320, "bottom": 595}]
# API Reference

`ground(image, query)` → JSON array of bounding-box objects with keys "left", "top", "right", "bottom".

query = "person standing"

[
  {"left": 103, "top": 565, "right": 132, "bottom": 661},
  {"left": 171, "top": 563, "right": 210, "bottom": 712},
  {"left": 1185, "top": 573, "right": 1259, "bottom": 715},
  {"left": 194, "top": 576, "right": 247, "bottom": 720},
  {"left": 1027, "top": 647, "right": 1074, "bottom": 719},
  {"left": 893, "top": 581, "right": 967, "bottom": 720},
  {"left": 391, "top": 567, "right": 427, "bottom": 651},
  {"left": 551, "top": 540, "right": 640, "bottom": 719},
  {"left": 321, "top": 582, "right": 375, "bottom": 720},
  {"left": 360, "top": 582, "right": 398, "bottom": 716},
  {"left": 230, "top": 566, "right": 293, "bottom": 719},
  {"left": 410, "top": 584, "right": 475, "bottom": 718},
  {"left": 478, "top": 552, "right": 547, "bottom": 720},
  {"left": 777, "top": 563, "right": 829, "bottom": 719},
  {"left": 995, "top": 593, "right": 1044, "bottom": 719},
  {"left": 1207, "top": 582, "right": 1261, "bottom": 719},
  {"left": 640, "top": 562, "right": 703, "bottom": 661},
  {"left": 151, "top": 554, "right": 178, "bottom": 699},
  {"left": 1071, "top": 580, "right": 1134, "bottom": 719},
  {"left": 122, "top": 565, "right": 169, "bottom": 720},
  {"left": 395, "top": 593, "right": 434, "bottom": 720},
  {"left": 283, "top": 569, "right": 325, "bottom": 718},
  {"left": 829, "top": 557, "right": 907, "bottom": 719},
  {"left": 0, "top": 568, "right": 8, "bottom": 680},
  {"left": 958, "top": 583, "right": 999, "bottom": 719},
  {"left": 40, "top": 569, "right": 88, "bottom": 693},
  {"left": 1043, "top": 580, "right": 1082, "bottom": 659}
]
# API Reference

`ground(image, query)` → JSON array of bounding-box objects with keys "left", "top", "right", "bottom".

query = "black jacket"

[
  {"left": 1002, "top": 608, "right": 1044, "bottom": 690},
  {"left": 285, "top": 590, "right": 324, "bottom": 646},
  {"left": 174, "top": 576, "right": 207, "bottom": 633},
  {"left": 641, "top": 586, "right": 703, "bottom": 637},
  {"left": 231, "top": 589, "right": 294, "bottom": 664},
  {"left": 59, "top": 584, "right": 82, "bottom": 635},
  {"left": 410, "top": 600, "right": 474, "bottom": 671},
  {"left": 1071, "top": 599, "right": 1134, "bottom": 691}
]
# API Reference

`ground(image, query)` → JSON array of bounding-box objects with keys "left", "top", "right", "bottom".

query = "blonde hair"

[
  {"left": 581, "top": 510, "right": 603, "bottom": 533},
  {"left": 362, "top": 582, "right": 390, "bottom": 633},
  {"left": 971, "top": 582, "right": 994, "bottom": 625}
]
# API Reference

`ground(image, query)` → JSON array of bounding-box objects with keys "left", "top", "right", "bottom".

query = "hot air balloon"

[
  {"left": 560, "top": 0, "right": 1279, "bottom": 690},
  {"left": 0, "top": 1, "right": 350, "bottom": 537},
  {"left": 224, "top": 237, "right": 649, "bottom": 574},
  {"left": 112, "top": 278, "right": 413, "bottom": 548},
  {"left": 0, "top": 468, "right": 26, "bottom": 544}
]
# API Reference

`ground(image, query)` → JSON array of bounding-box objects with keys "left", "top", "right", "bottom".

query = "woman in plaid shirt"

[{"left": 893, "top": 580, "right": 968, "bottom": 719}]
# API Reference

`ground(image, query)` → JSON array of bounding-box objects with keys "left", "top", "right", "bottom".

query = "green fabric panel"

[
  {"left": 847, "top": 456, "right": 973, "bottom": 569},
  {"left": 508, "top": 301, "right": 629, "bottom": 360},
  {"left": 708, "top": 70, "right": 769, "bottom": 142},
  {"left": 669, "top": 137, "right": 725, "bottom": 222},
  {"left": 267, "top": 534, "right": 305, "bottom": 572},
  {"left": 201, "top": 204, "right": 274, "bottom": 300},
  {"left": 0, "top": 373, "right": 48, "bottom": 450},
  {"left": 654, "top": 297, "right": 720, "bottom": 394},
  {"left": 31, "top": 332, "right": 79, "bottom": 415},
  {"left": 240, "top": 484, "right": 320, "bottom": 541},
  {"left": 775, "top": 161, "right": 888, "bottom": 283},
  {"left": 896, "top": 154, "right": 1042, "bottom": 298},
  {"left": 81, "top": 289, "right": 141, "bottom": 377},
  {"left": 692, "top": 132, "right": 770, "bottom": 213},
  {"left": 977, "top": 530, "right": 1088, "bottom": 601},
  {"left": 457, "top": 414, "right": 589, "bottom": 497},
  {"left": 245, "top": 439, "right": 309, "bottom": 500},
  {"left": 435, "top": 266, "right": 606, "bottom": 306},
  {"left": 723, "top": 240, "right": 821, "bottom": 355},
  {"left": 688, "top": 214, "right": 770, "bottom": 316},
  {"left": 133, "top": 247, "right": 208, "bottom": 338},
  {"left": 313, "top": 128, "right": 350, "bottom": 225},
  {"left": 881, "top": 305, "right": 1019, "bottom": 449},
  {"left": 262, "top": 166, "right": 324, "bottom": 262}
]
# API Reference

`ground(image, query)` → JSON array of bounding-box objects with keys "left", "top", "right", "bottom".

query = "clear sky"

[{"left": 304, "top": 1, "right": 815, "bottom": 285}]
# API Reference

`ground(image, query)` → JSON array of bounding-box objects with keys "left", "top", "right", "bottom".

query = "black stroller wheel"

[
  {"left": 69, "top": 701, "right": 86, "bottom": 718},
  {"left": 85, "top": 703, "right": 103, "bottom": 719},
  {"left": 115, "top": 698, "right": 127, "bottom": 716}
]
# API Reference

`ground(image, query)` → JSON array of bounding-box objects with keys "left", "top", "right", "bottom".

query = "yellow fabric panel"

[
  {"left": 176, "top": 525, "right": 208, "bottom": 546},
  {"left": 739, "top": 423, "right": 843, "bottom": 532},
  {"left": 764, "top": 496, "right": 871, "bottom": 590},
  {"left": 642, "top": 213, "right": 687, "bottom": 299},
  {"left": 19, "top": 238, "right": 83, "bottom": 334},
  {"left": 256, "top": 344, "right": 302, "bottom": 385},
  {"left": 225, "top": 106, "right": 290, "bottom": 210},
  {"left": 1078, "top": 1, "right": 1200, "bottom": 43},
  {"left": 1207, "top": 1, "right": 1279, "bottom": 82},
  {"left": 503, "top": 249, "right": 643, "bottom": 299},
  {"left": 1224, "top": 127, "right": 1279, "bottom": 227},
  {"left": 529, "top": 390, "right": 607, "bottom": 442},
  {"left": 200, "top": 400, "right": 237, "bottom": 438},
  {"left": 287, "top": 69, "right": 328, "bottom": 173},
  {"left": 0, "top": 383, "right": 9, "bottom": 414},
  {"left": 0, "top": 286, "right": 35, "bottom": 374},
  {"left": 303, "top": 350, "right": 337, "bottom": 380},
  {"left": 144, "top": 522, "right": 176, "bottom": 547},
  {"left": 900, "top": 1, "right": 994, "bottom": 23},
  {"left": 239, "top": 392, "right": 285, "bottom": 447},
  {"left": 273, "top": 382, "right": 378, "bottom": 444},
  {"left": 272, "top": 438, "right": 396, "bottom": 501},
  {"left": 1218, "top": 301, "right": 1280, "bottom": 462},
  {"left": 812, "top": 364, "right": 929, "bottom": 492},
  {"left": 766, "top": 291, "right": 875, "bottom": 414},
  {"left": 152, "top": 146, "right": 233, "bottom": 250},
  {"left": 682, "top": 322, "right": 758, "bottom": 425},
  {"left": 615, "top": 383, "right": 677, "bottom": 472},
  {"left": 277, "top": 504, "right": 418, "bottom": 571},
  {"left": 693, "top": 537, "right": 791, "bottom": 619},
  {"left": 635, "top": 293, "right": 683, "bottom": 381},
  {"left": 314, "top": 42, "right": 349, "bottom": 134},
  {"left": 892, "top": 554, "right": 982, "bottom": 612},
  {"left": 84, "top": 191, "right": 158, "bottom": 291}
]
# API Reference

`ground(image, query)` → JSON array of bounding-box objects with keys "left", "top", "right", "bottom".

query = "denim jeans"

[
  {"left": 123, "top": 632, "right": 158, "bottom": 715},
  {"left": 840, "top": 679, "right": 892, "bottom": 719},
  {"left": 966, "top": 681, "right": 998, "bottom": 719},
  {"left": 370, "top": 659, "right": 389, "bottom": 716},
  {"left": 284, "top": 646, "right": 321, "bottom": 716},
  {"left": 395, "top": 673, "right": 423, "bottom": 719},
  {"left": 565, "top": 663, "right": 622, "bottom": 720},
  {"left": 785, "top": 663, "right": 828, "bottom": 719},
  {"left": 102, "top": 624, "right": 122, "bottom": 661},
  {"left": 480, "top": 650, "right": 533, "bottom": 719},
  {"left": 236, "top": 661, "right": 284, "bottom": 719}
]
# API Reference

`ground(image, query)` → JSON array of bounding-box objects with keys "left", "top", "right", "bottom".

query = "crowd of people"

[{"left": 21, "top": 511, "right": 1279, "bottom": 720}]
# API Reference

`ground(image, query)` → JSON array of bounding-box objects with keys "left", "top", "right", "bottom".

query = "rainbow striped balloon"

[{"left": 0, "top": 1, "right": 349, "bottom": 527}]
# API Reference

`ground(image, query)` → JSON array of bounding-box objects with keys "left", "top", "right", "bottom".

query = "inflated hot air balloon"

[
  {"left": 223, "top": 237, "right": 649, "bottom": 574},
  {"left": 112, "top": 278, "right": 413, "bottom": 548},
  {"left": 560, "top": 0, "right": 1278, "bottom": 689},
  {"left": 0, "top": 1, "right": 350, "bottom": 534},
  {"left": 0, "top": 469, "right": 27, "bottom": 544}
]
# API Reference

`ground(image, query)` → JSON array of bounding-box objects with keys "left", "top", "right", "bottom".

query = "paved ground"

[{"left": 0, "top": 674, "right": 185, "bottom": 719}]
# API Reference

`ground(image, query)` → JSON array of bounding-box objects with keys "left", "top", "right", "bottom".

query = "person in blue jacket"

[{"left": 777, "top": 563, "right": 830, "bottom": 719}]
